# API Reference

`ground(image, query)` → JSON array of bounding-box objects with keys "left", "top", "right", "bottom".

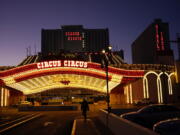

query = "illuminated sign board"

[
  {"left": 37, "top": 60, "right": 88, "bottom": 69},
  {"left": 64, "top": 31, "right": 84, "bottom": 52},
  {"left": 65, "top": 32, "right": 82, "bottom": 41},
  {"left": 155, "top": 24, "right": 165, "bottom": 51}
]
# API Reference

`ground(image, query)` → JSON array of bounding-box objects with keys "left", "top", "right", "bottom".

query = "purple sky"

[{"left": 0, "top": 0, "right": 179, "bottom": 66}]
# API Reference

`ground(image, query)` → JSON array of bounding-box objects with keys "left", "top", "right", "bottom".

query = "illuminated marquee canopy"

[{"left": 0, "top": 60, "right": 144, "bottom": 95}]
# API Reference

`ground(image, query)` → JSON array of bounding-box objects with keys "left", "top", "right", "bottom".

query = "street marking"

[
  {"left": 0, "top": 113, "right": 39, "bottom": 127},
  {"left": 43, "top": 121, "right": 54, "bottom": 127},
  {"left": 71, "top": 119, "right": 76, "bottom": 135},
  {"left": 0, "top": 113, "right": 42, "bottom": 134},
  {"left": 1, "top": 116, "right": 10, "bottom": 120}
]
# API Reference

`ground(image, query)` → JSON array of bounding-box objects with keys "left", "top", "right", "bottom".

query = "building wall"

[
  {"left": 85, "top": 29, "right": 109, "bottom": 52},
  {"left": 41, "top": 25, "right": 109, "bottom": 56},
  {"left": 175, "top": 61, "right": 180, "bottom": 83},
  {"left": 131, "top": 19, "right": 174, "bottom": 65},
  {"left": 146, "top": 74, "right": 158, "bottom": 103},
  {"left": 132, "top": 23, "right": 156, "bottom": 64},
  {"left": 175, "top": 61, "right": 180, "bottom": 101},
  {"left": 0, "top": 86, "right": 24, "bottom": 107},
  {"left": 41, "top": 29, "right": 62, "bottom": 55},
  {"left": 0, "top": 87, "right": 10, "bottom": 107},
  {"left": 110, "top": 93, "right": 126, "bottom": 104},
  {"left": 121, "top": 71, "right": 178, "bottom": 105},
  {"left": 169, "top": 75, "right": 178, "bottom": 103},
  {"left": 131, "top": 79, "right": 144, "bottom": 103},
  {"left": 9, "top": 89, "right": 24, "bottom": 106}
]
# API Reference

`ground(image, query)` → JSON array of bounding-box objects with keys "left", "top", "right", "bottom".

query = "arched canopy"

[{"left": 0, "top": 60, "right": 144, "bottom": 95}]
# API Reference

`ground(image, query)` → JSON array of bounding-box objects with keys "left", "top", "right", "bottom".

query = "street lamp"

[
  {"left": 101, "top": 46, "right": 112, "bottom": 114},
  {"left": 108, "top": 46, "right": 112, "bottom": 51}
]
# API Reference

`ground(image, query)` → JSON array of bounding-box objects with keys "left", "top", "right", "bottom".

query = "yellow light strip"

[
  {"left": 126, "top": 86, "right": 129, "bottom": 104},
  {"left": 89, "top": 76, "right": 94, "bottom": 87},
  {"left": 40, "top": 76, "right": 49, "bottom": 86},
  {"left": 26, "top": 80, "right": 37, "bottom": 89},
  {"left": 164, "top": 72, "right": 173, "bottom": 95},
  {"left": 129, "top": 84, "right": 133, "bottom": 104},
  {"left": 28, "top": 79, "right": 39, "bottom": 88},
  {"left": 2, "top": 77, "right": 16, "bottom": 85},
  {"left": 93, "top": 78, "right": 99, "bottom": 88},
  {"left": 4, "top": 88, "right": 7, "bottom": 106},
  {"left": 19, "top": 82, "right": 30, "bottom": 89},
  {"left": 32, "top": 78, "right": 42, "bottom": 86},
  {"left": 7, "top": 83, "right": 27, "bottom": 92},
  {"left": 1, "top": 87, "right": 4, "bottom": 107},
  {"left": 168, "top": 79, "right": 172, "bottom": 95},
  {"left": 157, "top": 77, "right": 163, "bottom": 103},
  {"left": 160, "top": 78, "right": 163, "bottom": 103},
  {"left": 168, "top": 72, "right": 175, "bottom": 95},
  {"left": 157, "top": 78, "right": 161, "bottom": 103},
  {"left": 143, "top": 71, "right": 159, "bottom": 99},
  {"left": 145, "top": 78, "right": 149, "bottom": 98},
  {"left": 23, "top": 83, "right": 105, "bottom": 95},
  {"left": 15, "top": 74, "right": 109, "bottom": 94},
  {"left": 99, "top": 80, "right": 105, "bottom": 88},
  {"left": 143, "top": 78, "right": 147, "bottom": 98},
  {"left": 23, "top": 81, "right": 34, "bottom": 89}
]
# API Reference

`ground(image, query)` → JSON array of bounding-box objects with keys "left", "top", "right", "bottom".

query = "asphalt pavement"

[{"left": 0, "top": 105, "right": 114, "bottom": 135}]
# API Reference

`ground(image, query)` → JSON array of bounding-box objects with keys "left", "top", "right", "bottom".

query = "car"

[
  {"left": 120, "top": 104, "right": 180, "bottom": 128},
  {"left": 153, "top": 118, "right": 180, "bottom": 135},
  {"left": 18, "top": 101, "right": 32, "bottom": 106},
  {"left": 133, "top": 98, "right": 153, "bottom": 105}
]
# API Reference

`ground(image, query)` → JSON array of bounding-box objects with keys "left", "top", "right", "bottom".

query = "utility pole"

[
  {"left": 34, "top": 44, "right": 37, "bottom": 55},
  {"left": 101, "top": 46, "right": 112, "bottom": 128},
  {"left": 26, "top": 47, "right": 29, "bottom": 57},
  {"left": 29, "top": 46, "right": 31, "bottom": 56}
]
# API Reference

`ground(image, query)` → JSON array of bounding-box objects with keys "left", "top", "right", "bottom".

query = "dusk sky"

[{"left": 0, "top": 0, "right": 179, "bottom": 66}]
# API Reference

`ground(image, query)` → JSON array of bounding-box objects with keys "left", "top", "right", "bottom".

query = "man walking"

[{"left": 81, "top": 99, "right": 89, "bottom": 121}]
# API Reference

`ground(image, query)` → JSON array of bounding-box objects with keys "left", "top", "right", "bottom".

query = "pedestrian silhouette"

[{"left": 81, "top": 99, "right": 89, "bottom": 121}]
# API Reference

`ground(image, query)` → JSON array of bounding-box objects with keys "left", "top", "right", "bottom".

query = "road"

[
  {"left": 0, "top": 104, "right": 111, "bottom": 135},
  {"left": 1, "top": 111, "right": 81, "bottom": 135},
  {"left": 0, "top": 104, "right": 134, "bottom": 135}
]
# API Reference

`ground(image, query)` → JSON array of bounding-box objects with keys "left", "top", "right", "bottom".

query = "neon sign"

[
  {"left": 155, "top": 24, "right": 165, "bottom": 51},
  {"left": 160, "top": 32, "right": 165, "bottom": 51},
  {"left": 37, "top": 60, "right": 88, "bottom": 69},
  {"left": 155, "top": 25, "right": 160, "bottom": 51},
  {"left": 68, "top": 37, "right": 82, "bottom": 41},
  {"left": 65, "top": 31, "right": 82, "bottom": 41},
  {"left": 65, "top": 32, "right": 80, "bottom": 36}
]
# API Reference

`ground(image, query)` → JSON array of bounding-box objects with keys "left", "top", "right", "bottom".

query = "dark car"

[
  {"left": 153, "top": 118, "right": 180, "bottom": 135},
  {"left": 120, "top": 104, "right": 180, "bottom": 128}
]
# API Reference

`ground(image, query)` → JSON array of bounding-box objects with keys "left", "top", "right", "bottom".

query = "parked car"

[
  {"left": 153, "top": 118, "right": 180, "bottom": 135},
  {"left": 133, "top": 98, "right": 153, "bottom": 105},
  {"left": 18, "top": 101, "right": 32, "bottom": 106},
  {"left": 120, "top": 104, "right": 180, "bottom": 128}
]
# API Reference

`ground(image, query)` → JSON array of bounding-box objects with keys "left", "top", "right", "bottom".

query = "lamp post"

[
  {"left": 160, "top": 64, "right": 168, "bottom": 104},
  {"left": 101, "top": 46, "right": 112, "bottom": 126}
]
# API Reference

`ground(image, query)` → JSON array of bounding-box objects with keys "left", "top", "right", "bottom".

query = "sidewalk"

[
  {"left": 71, "top": 104, "right": 115, "bottom": 135},
  {"left": 72, "top": 119, "right": 100, "bottom": 135},
  {"left": 72, "top": 116, "right": 114, "bottom": 135}
]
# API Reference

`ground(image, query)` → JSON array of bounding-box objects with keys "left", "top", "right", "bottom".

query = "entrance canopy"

[{"left": 0, "top": 60, "right": 144, "bottom": 95}]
